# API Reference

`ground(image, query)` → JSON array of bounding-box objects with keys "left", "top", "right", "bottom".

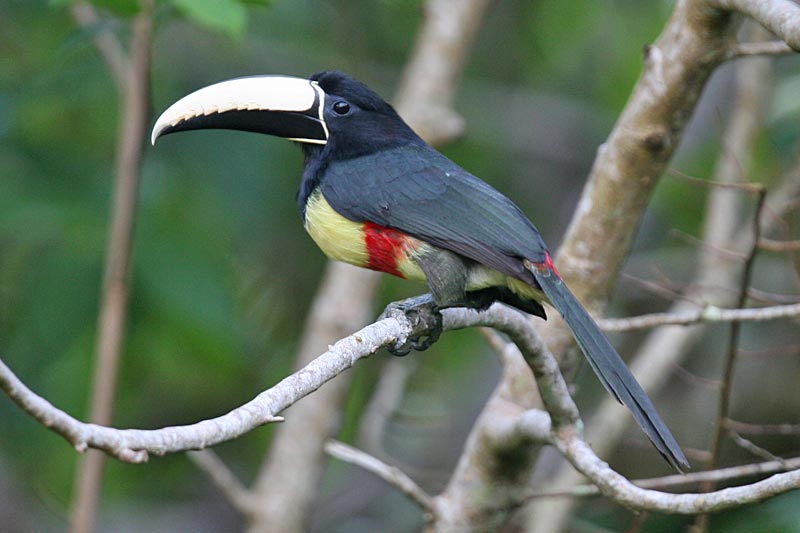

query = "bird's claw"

[{"left": 379, "top": 294, "right": 443, "bottom": 356}]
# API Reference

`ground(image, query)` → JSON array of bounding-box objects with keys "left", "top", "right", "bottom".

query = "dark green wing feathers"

[{"left": 320, "top": 143, "right": 546, "bottom": 284}]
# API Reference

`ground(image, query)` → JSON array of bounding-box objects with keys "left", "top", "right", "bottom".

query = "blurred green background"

[{"left": 1, "top": 0, "right": 799, "bottom": 531}]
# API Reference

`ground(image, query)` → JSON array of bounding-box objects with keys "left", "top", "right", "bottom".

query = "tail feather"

[{"left": 529, "top": 260, "right": 688, "bottom": 471}]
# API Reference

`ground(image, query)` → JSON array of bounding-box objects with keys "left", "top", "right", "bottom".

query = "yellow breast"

[{"left": 304, "top": 190, "right": 370, "bottom": 267}]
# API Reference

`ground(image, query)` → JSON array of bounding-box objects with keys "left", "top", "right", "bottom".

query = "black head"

[{"left": 309, "top": 71, "right": 422, "bottom": 160}]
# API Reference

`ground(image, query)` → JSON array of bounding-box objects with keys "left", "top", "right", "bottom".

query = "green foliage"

[{"left": 168, "top": 0, "right": 267, "bottom": 39}]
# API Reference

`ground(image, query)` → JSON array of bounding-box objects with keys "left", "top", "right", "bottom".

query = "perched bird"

[{"left": 151, "top": 71, "right": 688, "bottom": 470}]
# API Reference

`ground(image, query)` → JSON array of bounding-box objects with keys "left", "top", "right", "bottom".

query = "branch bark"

[{"left": 0, "top": 312, "right": 414, "bottom": 461}]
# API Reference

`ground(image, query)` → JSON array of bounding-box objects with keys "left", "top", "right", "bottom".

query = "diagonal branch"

[
  {"left": 0, "top": 314, "right": 412, "bottom": 462},
  {"left": 324, "top": 440, "right": 434, "bottom": 513}
]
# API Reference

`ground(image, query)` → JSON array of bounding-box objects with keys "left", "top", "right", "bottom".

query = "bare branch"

[
  {"left": 324, "top": 440, "right": 434, "bottom": 512},
  {"left": 710, "top": 0, "right": 800, "bottom": 51},
  {"left": 727, "top": 430, "right": 788, "bottom": 464},
  {"left": 599, "top": 302, "right": 800, "bottom": 331},
  {"left": 728, "top": 40, "right": 795, "bottom": 58},
  {"left": 706, "top": 189, "right": 768, "bottom": 475},
  {"left": 552, "top": 427, "right": 800, "bottom": 514},
  {"left": 0, "top": 315, "right": 412, "bottom": 462},
  {"left": 4, "top": 292, "right": 799, "bottom": 521},
  {"left": 727, "top": 420, "right": 800, "bottom": 435},
  {"left": 528, "top": 456, "right": 800, "bottom": 498},
  {"left": 187, "top": 450, "right": 256, "bottom": 514},
  {"left": 759, "top": 237, "right": 800, "bottom": 252}
]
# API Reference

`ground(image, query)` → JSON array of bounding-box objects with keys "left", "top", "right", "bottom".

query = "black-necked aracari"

[{"left": 151, "top": 71, "right": 688, "bottom": 471}]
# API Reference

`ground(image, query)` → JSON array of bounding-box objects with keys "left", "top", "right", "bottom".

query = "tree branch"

[
  {"left": 324, "top": 440, "right": 434, "bottom": 513},
  {"left": 4, "top": 298, "right": 799, "bottom": 521},
  {"left": 727, "top": 40, "right": 795, "bottom": 58},
  {"left": 187, "top": 450, "right": 256, "bottom": 515},
  {"left": 528, "top": 456, "right": 800, "bottom": 498},
  {"left": 710, "top": 0, "right": 800, "bottom": 51},
  {"left": 599, "top": 302, "right": 800, "bottom": 331},
  {"left": 551, "top": 427, "right": 800, "bottom": 514},
  {"left": 0, "top": 315, "right": 410, "bottom": 462}
]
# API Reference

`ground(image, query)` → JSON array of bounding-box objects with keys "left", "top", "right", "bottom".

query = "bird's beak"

[{"left": 151, "top": 75, "right": 328, "bottom": 146}]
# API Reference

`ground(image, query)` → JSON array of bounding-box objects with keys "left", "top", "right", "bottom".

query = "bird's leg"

[
  {"left": 379, "top": 248, "right": 475, "bottom": 356},
  {"left": 378, "top": 293, "right": 442, "bottom": 356}
]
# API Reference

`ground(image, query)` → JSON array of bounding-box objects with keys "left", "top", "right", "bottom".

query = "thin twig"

[
  {"left": 728, "top": 40, "right": 795, "bottom": 59},
  {"left": 727, "top": 430, "right": 788, "bottom": 465},
  {"left": 727, "top": 419, "right": 800, "bottom": 435},
  {"left": 69, "top": 2, "right": 154, "bottom": 532},
  {"left": 598, "top": 302, "right": 800, "bottom": 332},
  {"left": 550, "top": 426, "right": 800, "bottom": 514},
  {"left": 357, "top": 357, "right": 416, "bottom": 456},
  {"left": 187, "top": 450, "right": 256, "bottom": 514},
  {"left": 4, "top": 300, "right": 800, "bottom": 516},
  {"left": 666, "top": 168, "right": 765, "bottom": 193},
  {"left": 707, "top": 188, "right": 767, "bottom": 471},
  {"left": 527, "top": 456, "right": 800, "bottom": 498},
  {"left": 759, "top": 237, "right": 800, "bottom": 252},
  {"left": 324, "top": 440, "right": 434, "bottom": 512},
  {"left": 696, "top": 187, "right": 767, "bottom": 531}
]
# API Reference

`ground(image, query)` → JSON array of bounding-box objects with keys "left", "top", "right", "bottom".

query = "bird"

[{"left": 151, "top": 71, "right": 688, "bottom": 471}]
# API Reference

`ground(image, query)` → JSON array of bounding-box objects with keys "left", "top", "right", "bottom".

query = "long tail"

[{"left": 528, "top": 254, "right": 688, "bottom": 471}]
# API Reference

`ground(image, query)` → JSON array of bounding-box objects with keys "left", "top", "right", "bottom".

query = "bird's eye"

[{"left": 333, "top": 101, "right": 351, "bottom": 115}]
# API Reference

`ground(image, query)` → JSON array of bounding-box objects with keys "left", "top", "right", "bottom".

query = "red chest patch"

[{"left": 363, "top": 221, "right": 407, "bottom": 278}]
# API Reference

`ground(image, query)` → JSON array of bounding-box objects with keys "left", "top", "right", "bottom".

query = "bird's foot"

[{"left": 379, "top": 294, "right": 443, "bottom": 356}]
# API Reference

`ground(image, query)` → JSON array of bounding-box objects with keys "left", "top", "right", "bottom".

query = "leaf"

[
  {"left": 47, "top": 0, "right": 140, "bottom": 17},
  {"left": 169, "top": 0, "right": 247, "bottom": 39},
  {"left": 90, "top": 0, "right": 141, "bottom": 16}
]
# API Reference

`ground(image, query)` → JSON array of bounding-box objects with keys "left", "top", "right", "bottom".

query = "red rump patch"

[
  {"left": 533, "top": 251, "right": 562, "bottom": 278},
  {"left": 544, "top": 252, "right": 561, "bottom": 277},
  {"left": 363, "top": 221, "right": 407, "bottom": 278}
]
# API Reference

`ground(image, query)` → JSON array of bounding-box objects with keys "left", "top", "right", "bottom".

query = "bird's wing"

[{"left": 320, "top": 143, "right": 547, "bottom": 284}]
